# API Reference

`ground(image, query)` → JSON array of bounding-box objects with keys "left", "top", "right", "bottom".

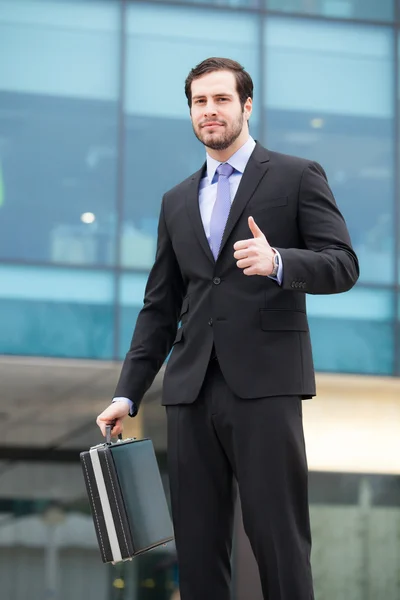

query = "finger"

[
  {"left": 96, "top": 416, "right": 107, "bottom": 437},
  {"left": 248, "top": 216, "right": 265, "bottom": 239},
  {"left": 236, "top": 258, "right": 253, "bottom": 269},
  {"left": 111, "top": 419, "right": 123, "bottom": 436},
  {"left": 96, "top": 418, "right": 123, "bottom": 438},
  {"left": 233, "top": 239, "right": 253, "bottom": 251},
  {"left": 97, "top": 415, "right": 119, "bottom": 437},
  {"left": 243, "top": 265, "right": 259, "bottom": 276},
  {"left": 234, "top": 248, "right": 253, "bottom": 260}
]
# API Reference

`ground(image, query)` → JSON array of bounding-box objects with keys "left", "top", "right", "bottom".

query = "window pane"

[
  {"left": 307, "top": 288, "right": 394, "bottom": 375},
  {"left": 0, "top": 0, "right": 120, "bottom": 266},
  {"left": 265, "top": 19, "right": 395, "bottom": 284},
  {"left": 0, "top": 266, "right": 115, "bottom": 358},
  {"left": 267, "top": 0, "right": 394, "bottom": 21},
  {"left": 122, "top": 4, "right": 260, "bottom": 269},
  {"left": 309, "top": 474, "right": 400, "bottom": 600}
]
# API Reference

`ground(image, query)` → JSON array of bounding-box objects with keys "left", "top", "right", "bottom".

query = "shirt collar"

[{"left": 205, "top": 136, "right": 256, "bottom": 184}]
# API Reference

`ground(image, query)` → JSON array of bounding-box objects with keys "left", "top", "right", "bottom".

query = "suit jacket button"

[
  {"left": 208, "top": 318, "right": 213, "bottom": 326},
  {"left": 213, "top": 277, "right": 221, "bottom": 285}
]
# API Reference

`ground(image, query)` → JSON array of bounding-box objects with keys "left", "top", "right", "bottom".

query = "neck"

[{"left": 206, "top": 131, "right": 250, "bottom": 163}]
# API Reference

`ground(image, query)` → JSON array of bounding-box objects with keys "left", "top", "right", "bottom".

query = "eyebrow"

[{"left": 192, "top": 93, "right": 234, "bottom": 100}]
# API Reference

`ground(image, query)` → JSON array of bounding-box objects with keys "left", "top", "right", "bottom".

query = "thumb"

[{"left": 248, "top": 216, "right": 265, "bottom": 239}]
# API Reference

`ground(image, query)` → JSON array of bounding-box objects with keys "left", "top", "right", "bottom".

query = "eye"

[{"left": 194, "top": 99, "right": 205, "bottom": 105}]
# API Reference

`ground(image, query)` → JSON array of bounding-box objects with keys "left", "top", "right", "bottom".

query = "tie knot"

[{"left": 216, "top": 163, "right": 234, "bottom": 179}]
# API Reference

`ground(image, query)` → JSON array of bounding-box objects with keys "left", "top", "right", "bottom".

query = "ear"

[{"left": 244, "top": 97, "right": 252, "bottom": 121}]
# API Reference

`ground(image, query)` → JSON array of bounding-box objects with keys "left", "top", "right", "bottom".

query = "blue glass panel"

[
  {"left": 307, "top": 288, "right": 394, "bottom": 375},
  {"left": 267, "top": 0, "right": 394, "bottom": 20},
  {"left": 0, "top": 0, "right": 120, "bottom": 265},
  {"left": 0, "top": 266, "right": 115, "bottom": 358},
  {"left": 265, "top": 19, "right": 395, "bottom": 285},
  {"left": 122, "top": 4, "right": 260, "bottom": 268}
]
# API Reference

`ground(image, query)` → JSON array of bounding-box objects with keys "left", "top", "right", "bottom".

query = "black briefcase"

[{"left": 80, "top": 426, "right": 174, "bottom": 564}]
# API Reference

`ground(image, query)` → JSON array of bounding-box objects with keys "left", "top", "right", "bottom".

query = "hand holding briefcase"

[{"left": 80, "top": 426, "right": 174, "bottom": 564}]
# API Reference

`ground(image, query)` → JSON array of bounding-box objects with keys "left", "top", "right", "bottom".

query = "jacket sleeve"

[
  {"left": 276, "top": 161, "right": 360, "bottom": 294},
  {"left": 113, "top": 196, "right": 185, "bottom": 414}
]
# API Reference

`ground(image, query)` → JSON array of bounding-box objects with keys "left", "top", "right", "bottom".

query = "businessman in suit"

[{"left": 97, "top": 57, "right": 359, "bottom": 600}]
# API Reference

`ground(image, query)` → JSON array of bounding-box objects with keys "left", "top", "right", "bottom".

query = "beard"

[{"left": 193, "top": 111, "right": 245, "bottom": 151}]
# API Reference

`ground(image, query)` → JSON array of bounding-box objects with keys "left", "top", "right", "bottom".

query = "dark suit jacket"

[{"left": 115, "top": 143, "right": 359, "bottom": 415}]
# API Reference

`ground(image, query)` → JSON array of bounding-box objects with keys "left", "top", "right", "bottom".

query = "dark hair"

[{"left": 185, "top": 57, "right": 253, "bottom": 109}]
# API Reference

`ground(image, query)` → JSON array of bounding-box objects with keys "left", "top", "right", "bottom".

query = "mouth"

[{"left": 201, "top": 122, "right": 224, "bottom": 129}]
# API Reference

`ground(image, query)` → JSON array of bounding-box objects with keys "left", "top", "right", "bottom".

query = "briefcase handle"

[{"left": 105, "top": 424, "right": 123, "bottom": 445}]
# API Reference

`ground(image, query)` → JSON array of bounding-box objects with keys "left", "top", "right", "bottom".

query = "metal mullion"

[
  {"left": 0, "top": 258, "right": 154, "bottom": 277},
  {"left": 129, "top": 0, "right": 395, "bottom": 24},
  {"left": 264, "top": 7, "right": 394, "bottom": 27},
  {"left": 132, "top": 0, "right": 260, "bottom": 15},
  {"left": 258, "top": 8, "right": 266, "bottom": 144},
  {"left": 393, "top": 9, "right": 400, "bottom": 375},
  {"left": 130, "top": 0, "right": 397, "bottom": 25},
  {"left": 1, "top": 257, "right": 397, "bottom": 290},
  {"left": 113, "top": 0, "right": 128, "bottom": 361}
]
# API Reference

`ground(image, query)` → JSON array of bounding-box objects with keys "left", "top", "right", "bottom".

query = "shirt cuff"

[
  {"left": 112, "top": 397, "right": 136, "bottom": 417},
  {"left": 268, "top": 248, "right": 283, "bottom": 285}
]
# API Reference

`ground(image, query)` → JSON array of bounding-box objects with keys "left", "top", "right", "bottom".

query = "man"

[{"left": 97, "top": 57, "right": 359, "bottom": 600}]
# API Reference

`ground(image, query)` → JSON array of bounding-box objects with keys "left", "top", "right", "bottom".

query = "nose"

[{"left": 203, "top": 101, "right": 217, "bottom": 118}]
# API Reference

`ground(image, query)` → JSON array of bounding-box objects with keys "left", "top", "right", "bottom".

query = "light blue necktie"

[{"left": 209, "top": 163, "right": 234, "bottom": 260}]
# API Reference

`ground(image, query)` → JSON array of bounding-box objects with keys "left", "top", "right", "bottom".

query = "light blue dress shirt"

[{"left": 114, "top": 136, "right": 283, "bottom": 415}]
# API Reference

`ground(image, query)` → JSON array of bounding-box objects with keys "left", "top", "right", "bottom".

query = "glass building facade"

[
  {"left": 0, "top": 1, "right": 400, "bottom": 599},
  {"left": 1, "top": 0, "right": 399, "bottom": 375}
]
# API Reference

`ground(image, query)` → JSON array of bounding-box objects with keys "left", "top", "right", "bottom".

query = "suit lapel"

[
  {"left": 218, "top": 143, "right": 270, "bottom": 259},
  {"left": 185, "top": 164, "right": 215, "bottom": 266}
]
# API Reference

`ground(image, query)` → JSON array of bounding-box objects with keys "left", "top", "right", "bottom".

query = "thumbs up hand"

[{"left": 233, "top": 216, "right": 275, "bottom": 276}]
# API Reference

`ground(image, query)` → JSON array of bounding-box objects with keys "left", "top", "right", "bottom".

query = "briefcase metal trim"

[
  {"left": 90, "top": 447, "right": 130, "bottom": 563},
  {"left": 81, "top": 447, "right": 133, "bottom": 564}
]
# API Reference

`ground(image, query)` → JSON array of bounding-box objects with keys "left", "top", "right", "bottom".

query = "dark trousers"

[{"left": 166, "top": 358, "right": 314, "bottom": 600}]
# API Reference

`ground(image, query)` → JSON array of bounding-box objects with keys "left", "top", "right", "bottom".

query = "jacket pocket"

[{"left": 260, "top": 309, "right": 308, "bottom": 332}]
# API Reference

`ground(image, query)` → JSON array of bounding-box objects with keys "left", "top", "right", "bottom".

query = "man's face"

[{"left": 190, "top": 70, "right": 252, "bottom": 151}]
